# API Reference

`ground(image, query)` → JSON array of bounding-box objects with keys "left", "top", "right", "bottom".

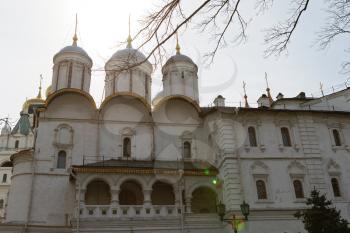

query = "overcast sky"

[{"left": 0, "top": 0, "right": 349, "bottom": 124}]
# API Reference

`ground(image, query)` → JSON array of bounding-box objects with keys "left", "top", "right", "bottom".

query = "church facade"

[{"left": 0, "top": 31, "right": 350, "bottom": 233}]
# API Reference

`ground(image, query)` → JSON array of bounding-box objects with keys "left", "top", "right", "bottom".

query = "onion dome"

[
  {"left": 53, "top": 43, "right": 92, "bottom": 63},
  {"left": 161, "top": 34, "right": 199, "bottom": 103},
  {"left": 11, "top": 112, "right": 31, "bottom": 136},
  {"left": 162, "top": 35, "right": 197, "bottom": 74},
  {"left": 22, "top": 81, "right": 45, "bottom": 113},
  {"left": 105, "top": 35, "right": 152, "bottom": 71},
  {"left": 45, "top": 85, "right": 53, "bottom": 98},
  {"left": 53, "top": 17, "right": 91, "bottom": 63},
  {"left": 104, "top": 20, "right": 153, "bottom": 102},
  {"left": 51, "top": 16, "right": 93, "bottom": 93},
  {"left": 1, "top": 123, "right": 11, "bottom": 135}
]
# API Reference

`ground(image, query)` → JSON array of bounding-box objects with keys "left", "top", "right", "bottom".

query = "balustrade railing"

[{"left": 79, "top": 205, "right": 182, "bottom": 218}]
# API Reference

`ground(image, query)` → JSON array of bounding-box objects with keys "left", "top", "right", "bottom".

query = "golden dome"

[
  {"left": 22, "top": 98, "right": 45, "bottom": 112},
  {"left": 22, "top": 80, "right": 45, "bottom": 113},
  {"left": 46, "top": 85, "right": 53, "bottom": 98}
]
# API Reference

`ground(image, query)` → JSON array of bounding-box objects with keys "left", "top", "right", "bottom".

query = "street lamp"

[
  {"left": 217, "top": 201, "right": 226, "bottom": 221},
  {"left": 240, "top": 201, "right": 250, "bottom": 220},
  {"left": 218, "top": 201, "right": 250, "bottom": 233}
]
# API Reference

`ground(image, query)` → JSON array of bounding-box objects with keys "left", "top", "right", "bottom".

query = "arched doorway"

[
  {"left": 85, "top": 180, "right": 111, "bottom": 205},
  {"left": 119, "top": 180, "right": 144, "bottom": 205},
  {"left": 151, "top": 181, "right": 175, "bottom": 205},
  {"left": 191, "top": 187, "right": 217, "bottom": 213}
]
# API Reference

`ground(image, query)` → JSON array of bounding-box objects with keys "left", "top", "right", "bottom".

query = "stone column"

[
  {"left": 173, "top": 183, "right": 181, "bottom": 207},
  {"left": 111, "top": 187, "right": 119, "bottom": 207},
  {"left": 144, "top": 189, "right": 152, "bottom": 207},
  {"left": 79, "top": 189, "right": 86, "bottom": 206},
  {"left": 185, "top": 196, "right": 192, "bottom": 213}
]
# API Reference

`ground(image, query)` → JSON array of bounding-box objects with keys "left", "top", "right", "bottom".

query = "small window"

[
  {"left": 256, "top": 180, "right": 267, "bottom": 200},
  {"left": 293, "top": 180, "right": 304, "bottom": 199},
  {"left": 281, "top": 127, "right": 292, "bottom": 147},
  {"left": 2, "top": 174, "right": 7, "bottom": 183},
  {"left": 331, "top": 178, "right": 341, "bottom": 197},
  {"left": 183, "top": 141, "right": 191, "bottom": 159},
  {"left": 123, "top": 138, "right": 131, "bottom": 158},
  {"left": 0, "top": 199, "right": 3, "bottom": 209},
  {"left": 248, "top": 127, "right": 258, "bottom": 147},
  {"left": 57, "top": 151, "right": 67, "bottom": 169},
  {"left": 332, "top": 129, "right": 342, "bottom": 146},
  {"left": 181, "top": 71, "right": 185, "bottom": 79},
  {"left": 14, "top": 140, "right": 19, "bottom": 149}
]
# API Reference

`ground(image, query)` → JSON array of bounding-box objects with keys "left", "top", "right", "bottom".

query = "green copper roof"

[{"left": 11, "top": 113, "right": 32, "bottom": 136}]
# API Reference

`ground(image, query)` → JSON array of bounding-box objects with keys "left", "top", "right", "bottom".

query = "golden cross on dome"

[
  {"left": 265, "top": 72, "right": 273, "bottom": 104},
  {"left": 127, "top": 14, "right": 132, "bottom": 48},
  {"left": 176, "top": 30, "right": 181, "bottom": 54},
  {"left": 243, "top": 81, "right": 249, "bottom": 108},
  {"left": 73, "top": 14, "right": 78, "bottom": 46},
  {"left": 37, "top": 74, "right": 43, "bottom": 99}
]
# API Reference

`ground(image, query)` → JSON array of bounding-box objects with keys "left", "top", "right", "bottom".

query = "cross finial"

[
  {"left": 265, "top": 72, "right": 269, "bottom": 89},
  {"left": 73, "top": 14, "right": 78, "bottom": 46},
  {"left": 243, "top": 81, "right": 249, "bottom": 108},
  {"left": 127, "top": 14, "right": 132, "bottom": 48},
  {"left": 265, "top": 72, "right": 273, "bottom": 104},
  {"left": 320, "top": 82, "right": 324, "bottom": 97},
  {"left": 176, "top": 30, "right": 181, "bottom": 54},
  {"left": 37, "top": 74, "right": 43, "bottom": 99}
]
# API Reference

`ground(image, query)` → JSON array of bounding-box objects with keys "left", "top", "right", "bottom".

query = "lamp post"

[{"left": 217, "top": 201, "right": 250, "bottom": 233}]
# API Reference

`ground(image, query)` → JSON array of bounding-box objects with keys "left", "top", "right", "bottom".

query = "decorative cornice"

[{"left": 72, "top": 166, "right": 217, "bottom": 176}]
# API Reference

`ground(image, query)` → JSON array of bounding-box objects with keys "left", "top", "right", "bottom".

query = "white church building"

[{"left": 0, "top": 28, "right": 350, "bottom": 233}]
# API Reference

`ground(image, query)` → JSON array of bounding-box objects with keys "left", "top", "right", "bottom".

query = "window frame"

[
  {"left": 280, "top": 127, "right": 292, "bottom": 147},
  {"left": 255, "top": 179, "right": 268, "bottom": 200},
  {"left": 2, "top": 174, "right": 7, "bottom": 183},
  {"left": 292, "top": 179, "right": 305, "bottom": 200},
  {"left": 252, "top": 174, "right": 273, "bottom": 203},
  {"left": 183, "top": 141, "right": 192, "bottom": 159},
  {"left": 332, "top": 129, "right": 342, "bottom": 146},
  {"left": 122, "top": 137, "right": 132, "bottom": 158},
  {"left": 330, "top": 176, "right": 342, "bottom": 199},
  {"left": 248, "top": 126, "right": 258, "bottom": 147},
  {"left": 14, "top": 140, "right": 19, "bottom": 149},
  {"left": 56, "top": 150, "right": 67, "bottom": 169}
]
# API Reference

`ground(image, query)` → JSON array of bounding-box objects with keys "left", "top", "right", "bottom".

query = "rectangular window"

[
  {"left": 57, "top": 151, "right": 67, "bottom": 169},
  {"left": 281, "top": 127, "right": 292, "bottom": 147},
  {"left": 2, "top": 174, "right": 7, "bottom": 183}
]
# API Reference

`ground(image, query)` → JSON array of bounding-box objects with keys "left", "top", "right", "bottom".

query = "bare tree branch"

[
  {"left": 264, "top": 0, "right": 310, "bottom": 57},
  {"left": 317, "top": 0, "right": 350, "bottom": 49}
]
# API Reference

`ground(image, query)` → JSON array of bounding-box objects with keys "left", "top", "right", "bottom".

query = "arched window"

[
  {"left": 119, "top": 180, "right": 144, "bottom": 205},
  {"left": 2, "top": 174, "right": 7, "bottom": 183},
  {"left": 57, "top": 151, "right": 67, "bottom": 169},
  {"left": 85, "top": 180, "right": 111, "bottom": 205},
  {"left": 14, "top": 140, "right": 19, "bottom": 149},
  {"left": 0, "top": 199, "right": 3, "bottom": 209},
  {"left": 151, "top": 181, "right": 175, "bottom": 205},
  {"left": 256, "top": 180, "right": 267, "bottom": 200},
  {"left": 191, "top": 187, "right": 217, "bottom": 213},
  {"left": 332, "top": 129, "right": 342, "bottom": 146},
  {"left": 293, "top": 180, "right": 304, "bottom": 199},
  {"left": 123, "top": 137, "right": 131, "bottom": 158},
  {"left": 331, "top": 178, "right": 341, "bottom": 197},
  {"left": 248, "top": 127, "right": 258, "bottom": 147},
  {"left": 183, "top": 141, "right": 191, "bottom": 159},
  {"left": 281, "top": 127, "right": 292, "bottom": 147}
]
